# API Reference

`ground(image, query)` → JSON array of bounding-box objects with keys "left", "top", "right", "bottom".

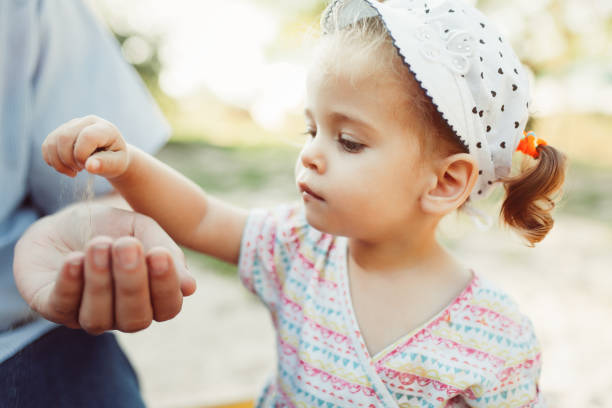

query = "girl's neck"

[{"left": 347, "top": 221, "right": 457, "bottom": 277}]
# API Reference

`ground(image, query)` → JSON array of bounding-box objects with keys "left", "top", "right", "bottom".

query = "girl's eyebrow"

[{"left": 303, "top": 108, "right": 378, "bottom": 135}]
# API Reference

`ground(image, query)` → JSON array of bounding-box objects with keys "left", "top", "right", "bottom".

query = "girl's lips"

[{"left": 298, "top": 182, "right": 324, "bottom": 201}]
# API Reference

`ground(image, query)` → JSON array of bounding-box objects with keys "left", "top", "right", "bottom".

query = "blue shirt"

[{"left": 0, "top": 0, "right": 170, "bottom": 362}]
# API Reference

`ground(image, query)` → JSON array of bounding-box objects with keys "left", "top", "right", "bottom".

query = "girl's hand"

[
  {"left": 13, "top": 204, "right": 197, "bottom": 335},
  {"left": 42, "top": 115, "right": 129, "bottom": 179}
]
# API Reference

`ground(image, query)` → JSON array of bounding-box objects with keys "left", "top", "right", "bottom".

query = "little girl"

[{"left": 43, "top": 0, "right": 566, "bottom": 406}]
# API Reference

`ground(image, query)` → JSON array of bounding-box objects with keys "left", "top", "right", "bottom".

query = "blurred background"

[{"left": 84, "top": 0, "right": 611, "bottom": 406}]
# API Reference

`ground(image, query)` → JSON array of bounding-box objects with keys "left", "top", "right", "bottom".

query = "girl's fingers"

[
  {"left": 79, "top": 236, "right": 115, "bottom": 335},
  {"left": 74, "top": 121, "right": 121, "bottom": 169},
  {"left": 47, "top": 252, "right": 85, "bottom": 328},
  {"left": 146, "top": 248, "right": 183, "bottom": 322},
  {"left": 43, "top": 115, "right": 98, "bottom": 175},
  {"left": 56, "top": 128, "right": 81, "bottom": 173},
  {"left": 47, "top": 145, "right": 77, "bottom": 177},
  {"left": 111, "top": 237, "right": 153, "bottom": 333}
]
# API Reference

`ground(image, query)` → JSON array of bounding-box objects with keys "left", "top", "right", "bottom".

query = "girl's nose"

[{"left": 299, "top": 137, "right": 326, "bottom": 174}]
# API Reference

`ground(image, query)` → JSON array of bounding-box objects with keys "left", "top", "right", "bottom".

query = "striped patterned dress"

[{"left": 238, "top": 203, "right": 544, "bottom": 407}]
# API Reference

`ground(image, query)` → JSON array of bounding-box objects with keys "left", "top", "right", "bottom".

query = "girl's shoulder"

[
  {"left": 468, "top": 273, "right": 533, "bottom": 328},
  {"left": 435, "top": 273, "right": 544, "bottom": 408},
  {"left": 453, "top": 272, "right": 541, "bottom": 355}
]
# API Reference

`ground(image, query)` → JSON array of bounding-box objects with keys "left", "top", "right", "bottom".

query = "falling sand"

[{"left": 78, "top": 174, "right": 95, "bottom": 245}]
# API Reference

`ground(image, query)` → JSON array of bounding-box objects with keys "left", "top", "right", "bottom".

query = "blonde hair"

[{"left": 313, "top": 11, "right": 568, "bottom": 247}]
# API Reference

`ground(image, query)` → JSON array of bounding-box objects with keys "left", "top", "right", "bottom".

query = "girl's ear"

[{"left": 420, "top": 153, "right": 478, "bottom": 215}]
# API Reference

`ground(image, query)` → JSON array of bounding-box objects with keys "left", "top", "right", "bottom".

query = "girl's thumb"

[{"left": 85, "top": 151, "right": 128, "bottom": 178}]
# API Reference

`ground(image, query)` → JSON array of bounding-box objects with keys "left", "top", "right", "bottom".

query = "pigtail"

[{"left": 499, "top": 144, "right": 568, "bottom": 247}]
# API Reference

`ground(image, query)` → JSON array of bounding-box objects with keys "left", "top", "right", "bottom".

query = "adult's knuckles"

[
  {"left": 85, "top": 279, "right": 113, "bottom": 296},
  {"left": 116, "top": 282, "right": 148, "bottom": 298}
]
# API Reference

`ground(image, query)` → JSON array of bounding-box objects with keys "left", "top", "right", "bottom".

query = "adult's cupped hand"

[{"left": 13, "top": 203, "right": 197, "bottom": 335}]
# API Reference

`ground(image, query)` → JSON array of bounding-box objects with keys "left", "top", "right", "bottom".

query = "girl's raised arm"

[{"left": 42, "top": 115, "right": 248, "bottom": 264}]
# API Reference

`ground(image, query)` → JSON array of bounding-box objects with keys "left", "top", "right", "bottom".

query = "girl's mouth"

[{"left": 298, "top": 182, "right": 324, "bottom": 201}]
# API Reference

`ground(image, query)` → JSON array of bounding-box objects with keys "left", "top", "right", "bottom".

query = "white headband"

[{"left": 321, "top": 0, "right": 533, "bottom": 228}]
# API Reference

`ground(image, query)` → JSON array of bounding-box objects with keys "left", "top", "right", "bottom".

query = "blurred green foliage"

[{"left": 155, "top": 140, "right": 298, "bottom": 195}]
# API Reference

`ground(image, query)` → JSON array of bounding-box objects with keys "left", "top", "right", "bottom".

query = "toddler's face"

[{"left": 295, "top": 62, "right": 433, "bottom": 241}]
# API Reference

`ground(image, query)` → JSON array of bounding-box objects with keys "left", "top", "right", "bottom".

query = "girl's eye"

[
  {"left": 301, "top": 129, "right": 316, "bottom": 138},
  {"left": 338, "top": 134, "right": 365, "bottom": 153}
]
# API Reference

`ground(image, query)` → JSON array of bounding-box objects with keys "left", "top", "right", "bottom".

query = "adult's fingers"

[
  {"left": 79, "top": 236, "right": 115, "bottom": 335},
  {"left": 146, "top": 247, "right": 182, "bottom": 322},
  {"left": 171, "top": 251, "right": 196, "bottom": 297},
  {"left": 45, "top": 252, "right": 85, "bottom": 328},
  {"left": 111, "top": 237, "right": 153, "bottom": 333},
  {"left": 133, "top": 214, "right": 197, "bottom": 297},
  {"left": 28, "top": 252, "right": 85, "bottom": 328}
]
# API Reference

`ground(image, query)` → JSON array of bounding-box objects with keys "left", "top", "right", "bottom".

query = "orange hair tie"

[{"left": 516, "top": 130, "right": 547, "bottom": 159}]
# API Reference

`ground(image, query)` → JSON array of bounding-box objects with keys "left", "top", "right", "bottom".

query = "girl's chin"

[
  {"left": 303, "top": 205, "right": 348, "bottom": 236},
  {"left": 303, "top": 206, "right": 332, "bottom": 233}
]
